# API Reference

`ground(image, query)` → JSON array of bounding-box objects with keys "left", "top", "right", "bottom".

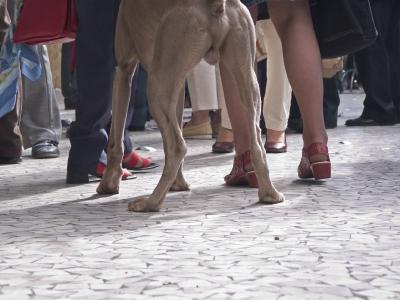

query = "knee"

[{"left": 175, "top": 142, "right": 187, "bottom": 158}]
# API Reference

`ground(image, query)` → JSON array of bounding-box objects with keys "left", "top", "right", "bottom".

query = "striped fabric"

[{"left": 0, "top": 0, "right": 41, "bottom": 118}]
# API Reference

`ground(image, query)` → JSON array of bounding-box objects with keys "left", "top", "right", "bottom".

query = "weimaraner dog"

[{"left": 97, "top": 0, "right": 284, "bottom": 212}]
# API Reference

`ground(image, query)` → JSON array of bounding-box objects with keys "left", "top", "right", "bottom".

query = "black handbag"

[{"left": 311, "top": 0, "right": 378, "bottom": 59}]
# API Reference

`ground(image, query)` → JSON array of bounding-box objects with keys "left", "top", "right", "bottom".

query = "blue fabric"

[
  {"left": 0, "top": 1, "right": 41, "bottom": 119},
  {"left": 67, "top": 0, "right": 125, "bottom": 175}
]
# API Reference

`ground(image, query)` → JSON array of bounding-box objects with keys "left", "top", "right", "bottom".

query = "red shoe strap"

[
  {"left": 96, "top": 162, "right": 132, "bottom": 179},
  {"left": 234, "top": 150, "right": 252, "bottom": 168},
  {"left": 123, "top": 151, "right": 151, "bottom": 169},
  {"left": 226, "top": 150, "right": 252, "bottom": 181},
  {"left": 305, "top": 143, "right": 329, "bottom": 160}
]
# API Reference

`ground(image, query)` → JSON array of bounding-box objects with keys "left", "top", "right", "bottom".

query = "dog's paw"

[
  {"left": 128, "top": 197, "right": 161, "bottom": 212},
  {"left": 97, "top": 181, "right": 119, "bottom": 195},
  {"left": 169, "top": 179, "right": 190, "bottom": 192},
  {"left": 259, "top": 191, "right": 285, "bottom": 204}
]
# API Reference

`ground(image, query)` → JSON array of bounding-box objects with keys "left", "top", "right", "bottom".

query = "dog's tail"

[{"left": 209, "top": 0, "right": 226, "bottom": 16}]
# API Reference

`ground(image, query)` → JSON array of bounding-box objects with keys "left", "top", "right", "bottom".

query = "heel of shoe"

[
  {"left": 246, "top": 171, "right": 258, "bottom": 188},
  {"left": 184, "top": 134, "right": 212, "bottom": 140},
  {"left": 225, "top": 174, "right": 246, "bottom": 186},
  {"left": 225, "top": 150, "right": 259, "bottom": 188},
  {"left": 311, "top": 161, "right": 331, "bottom": 180},
  {"left": 66, "top": 171, "right": 90, "bottom": 184}
]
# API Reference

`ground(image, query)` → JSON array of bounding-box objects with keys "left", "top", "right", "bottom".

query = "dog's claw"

[{"left": 128, "top": 197, "right": 160, "bottom": 212}]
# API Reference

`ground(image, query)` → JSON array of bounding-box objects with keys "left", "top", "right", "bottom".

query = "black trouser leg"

[
  {"left": 67, "top": 0, "right": 122, "bottom": 175},
  {"left": 354, "top": 0, "right": 398, "bottom": 123},
  {"left": 323, "top": 77, "right": 340, "bottom": 129}
]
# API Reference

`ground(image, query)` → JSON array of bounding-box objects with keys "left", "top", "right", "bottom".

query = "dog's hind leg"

[
  {"left": 97, "top": 16, "right": 138, "bottom": 195},
  {"left": 128, "top": 9, "right": 212, "bottom": 212},
  {"left": 220, "top": 12, "right": 284, "bottom": 204}
]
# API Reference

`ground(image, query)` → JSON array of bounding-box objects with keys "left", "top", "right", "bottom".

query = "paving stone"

[{"left": 1, "top": 93, "right": 400, "bottom": 298}]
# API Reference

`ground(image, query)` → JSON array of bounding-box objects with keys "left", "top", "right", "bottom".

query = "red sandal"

[
  {"left": 224, "top": 150, "right": 258, "bottom": 188},
  {"left": 298, "top": 143, "right": 331, "bottom": 180},
  {"left": 66, "top": 162, "right": 134, "bottom": 184},
  {"left": 122, "top": 150, "right": 158, "bottom": 171},
  {"left": 96, "top": 162, "right": 133, "bottom": 180}
]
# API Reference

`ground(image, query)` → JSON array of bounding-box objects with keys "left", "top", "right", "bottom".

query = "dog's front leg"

[
  {"left": 170, "top": 87, "right": 190, "bottom": 192},
  {"left": 97, "top": 63, "right": 137, "bottom": 195}
]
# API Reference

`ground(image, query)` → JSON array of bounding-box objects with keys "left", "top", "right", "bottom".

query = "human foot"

[
  {"left": 265, "top": 129, "right": 287, "bottom": 153},
  {"left": 298, "top": 143, "right": 331, "bottom": 180},
  {"left": 122, "top": 150, "right": 158, "bottom": 171},
  {"left": 224, "top": 150, "right": 258, "bottom": 188},
  {"left": 212, "top": 127, "right": 234, "bottom": 153}
]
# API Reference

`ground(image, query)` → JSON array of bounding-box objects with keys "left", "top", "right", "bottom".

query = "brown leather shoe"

[
  {"left": 265, "top": 130, "right": 287, "bottom": 153},
  {"left": 212, "top": 127, "right": 234, "bottom": 153},
  {"left": 212, "top": 141, "right": 234, "bottom": 153},
  {"left": 182, "top": 122, "right": 213, "bottom": 139}
]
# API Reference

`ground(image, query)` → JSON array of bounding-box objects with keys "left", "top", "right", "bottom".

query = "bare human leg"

[
  {"left": 268, "top": 0, "right": 330, "bottom": 179},
  {"left": 268, "top": 0, "right": 327, "bottom": 148}
]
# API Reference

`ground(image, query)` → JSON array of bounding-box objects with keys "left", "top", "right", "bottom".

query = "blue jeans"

[{"left": 67, "top": 0, "right": 133, "bottom": 175}]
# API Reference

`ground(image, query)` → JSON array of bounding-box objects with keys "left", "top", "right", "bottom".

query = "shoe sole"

[
  {"left": 0, "top": 157, "right": 22, "bottom": 164},
  {"left": 212, "top": 149, "right": 234, "bottom": 154},
  {"left": 265, "top": 148, "right": 287, "bottom": 154},
  {"left": 67, "top": 172, "right": 137, "bottom": 184},
  {"left": 32, "top": 153, "right": 60, "bottom": 159},
  {"left": 127, "top": 162, "right": 160, "bottom": 172},
  {"left": 225, "top": 171, "right": 258, "bottom": 188}
]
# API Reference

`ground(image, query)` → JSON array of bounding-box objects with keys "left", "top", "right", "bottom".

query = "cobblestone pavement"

[{"left": 1, "top": 92, "right": 400, "bottom": 300}]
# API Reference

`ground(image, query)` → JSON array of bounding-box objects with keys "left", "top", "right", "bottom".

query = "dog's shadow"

[
  {"left": 3, "top": 158, "right": 398, "bottom": 244},
  {"left": 1, "top": 180, "right": 295, "bottom": 244}
]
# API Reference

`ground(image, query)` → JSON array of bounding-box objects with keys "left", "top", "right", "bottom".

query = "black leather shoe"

[
  {"left": 345, "top": 117, "right": 395, "bottom": 127},
  {"left": 0, "top": 156, "right": 22, "bottom": 164},
  {"left": 32, "top": 140, "right": 60, "bottom": 159},
  {"left": 212, "top": 141, "right": 234, "bottom": 153}
]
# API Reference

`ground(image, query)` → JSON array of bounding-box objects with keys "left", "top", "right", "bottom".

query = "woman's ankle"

[
  {"left": 302, "top": 130, "right": 328, "bottom": 149},
  {"left": 266, "top": 129, "right": 285, "bottom": 143},
  {"left": 188, "top": 110, "right": 210, "bottom": 126}
]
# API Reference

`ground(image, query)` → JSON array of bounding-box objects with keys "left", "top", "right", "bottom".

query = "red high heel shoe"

[
  {"left": 224, "top": 150, "right": 258, "bottom": 188},
  {"left": 298, "top": 143, "right": 331, "bottom": 180}
]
